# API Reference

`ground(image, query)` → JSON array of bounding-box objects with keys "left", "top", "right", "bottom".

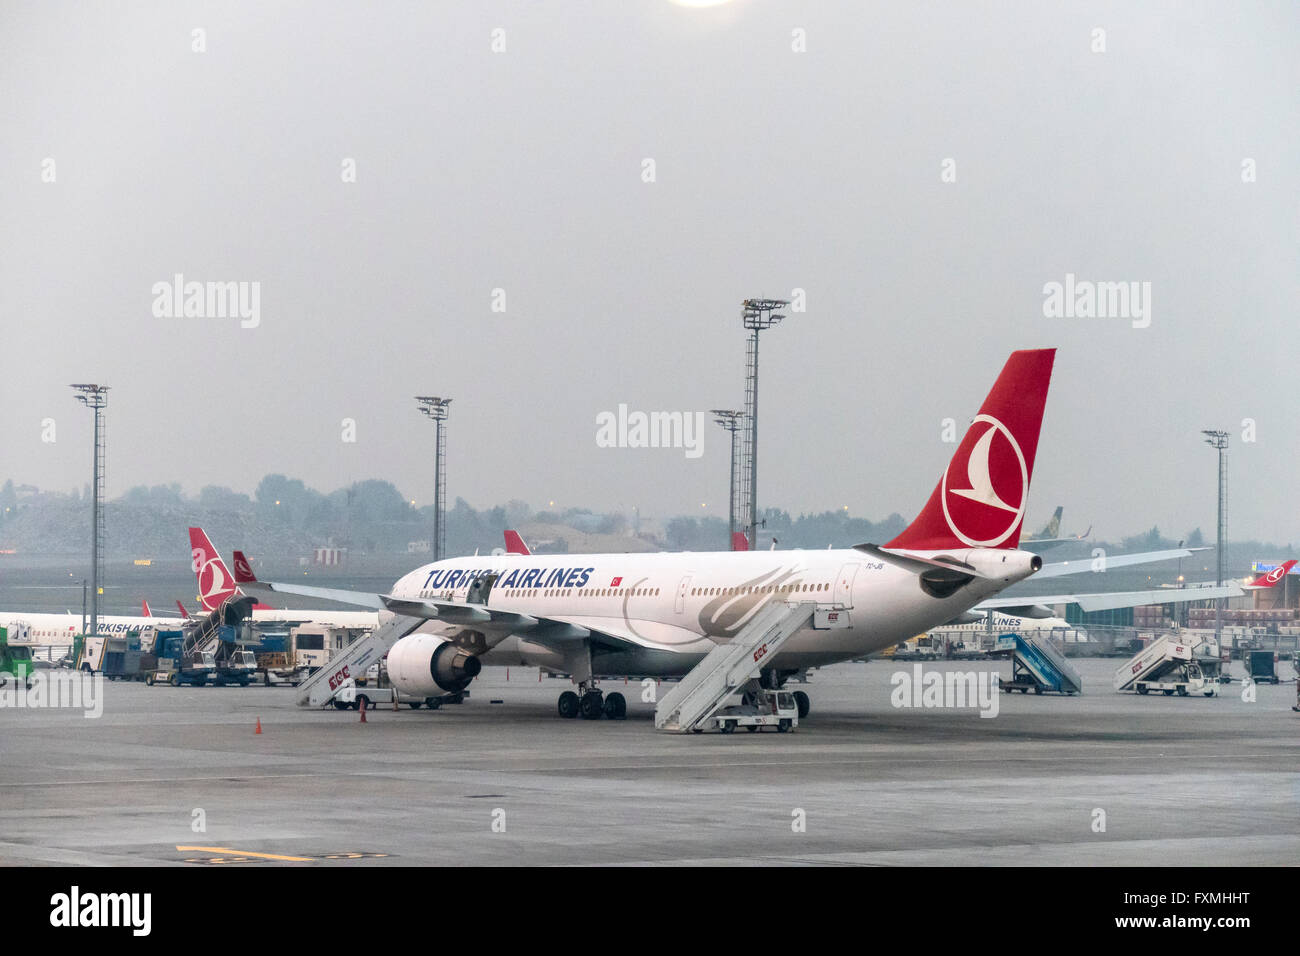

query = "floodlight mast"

[
  {"left": 711, "top": 409, "right": 744, "bottom": 549},
  {"left": 70, "top": 384, "right": 109, "bottom": 638},
  {"left": 738, "top": 298, "right": 789, "bottom": 551},
  {"left": 416, "top": 396, "right": 452, "bottom": 561},
  {"left": 1202, "top": 429, "right": 1229, "bottom": 648}
]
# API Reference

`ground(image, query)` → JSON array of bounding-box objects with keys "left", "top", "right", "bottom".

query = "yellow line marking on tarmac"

[{"left": 176, "top": 845, "right": 313, "bottom": 862}]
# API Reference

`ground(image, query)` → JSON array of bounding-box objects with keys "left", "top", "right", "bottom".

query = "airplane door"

[
  {"left": 833, "top": 563, "right": 859, "bottom": 608},
  {"left": 674, "top": 574, "right": 692, "bottom": 614}
]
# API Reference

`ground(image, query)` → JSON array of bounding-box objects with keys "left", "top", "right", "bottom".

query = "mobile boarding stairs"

[
  {"left": 1113, "top": 635, "right": 1215, "bottom": 697},
  {"left": 654, "top": 601, "right": 820, "bottom": 733},
  {"left": 992, "top": 632, "right": 1083, "bottom": 696}
]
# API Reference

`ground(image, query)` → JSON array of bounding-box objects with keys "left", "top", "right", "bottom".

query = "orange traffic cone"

[
  {"left": 359, "top": 698, "right": 367, "bottom": 723},
  {"left": 255, "top": 717, "right": 262, "bottom": 734}
]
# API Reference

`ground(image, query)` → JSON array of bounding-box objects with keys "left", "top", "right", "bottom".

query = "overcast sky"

[{"left": 2, "top": 1, "right": 1296, "bottom": 543}]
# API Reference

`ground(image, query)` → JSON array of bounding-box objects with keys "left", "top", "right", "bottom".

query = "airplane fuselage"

[{"left": 390, "top": 546, "right": 1041, "bottom": 677}]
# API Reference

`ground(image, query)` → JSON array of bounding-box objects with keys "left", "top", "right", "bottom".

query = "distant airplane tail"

[
  {"left": 1036, "top": 506, "right": 1063, "bottom": 539},
  {"left": 175, "top": 600, "right": 191, "bottom": 619},
  {"left": 503, "top": 530, "right": 531, "bottom": 556},
  {"left": 1247, "top": 559, "right": 1297, "bottom": 588},
  {"left": 232, "top": 550, "right": 257, "bottom": 584},
  {"left": 886, "top": 348, "right": 1056, "bottom": 551},
  {"left": 731, "top": 532, "right": 749, "bottom": 552},
  {"left": 141, "top": 599, "right": 152, "bottom": 617}
]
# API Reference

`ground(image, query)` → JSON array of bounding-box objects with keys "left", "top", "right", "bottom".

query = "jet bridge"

[
  {"left": 992, "top": 632, "right": 1083, "bottom": 695},
  {"left": 655, "top": 601, "right": 816, "bottom": 733}
]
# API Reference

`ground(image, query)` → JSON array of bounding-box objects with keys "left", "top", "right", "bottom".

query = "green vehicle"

[{"left": 0, "top": 627, "right": 35, "bottom": 689}]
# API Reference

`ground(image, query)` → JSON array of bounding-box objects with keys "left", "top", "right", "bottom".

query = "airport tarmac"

[{"left": 1, "top": 659, "right": 1297, "bottom": 866}]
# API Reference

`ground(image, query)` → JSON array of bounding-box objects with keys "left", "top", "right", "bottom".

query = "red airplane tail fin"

[
  {"left": 731, "top": 532, "right": 749, "bottom": 552},
  {"left": 232, "top": 550, "right": 258, "bottom": 584},
  {"left": 503, "top": 531, "right": 531, "bottom": 556},
  {"left": 188, "top": 527, "right": 241, "bottom": 611},
  {"left": 176, "top": 600, "right": 190, "bottom": 619},
  {"left": 886, "top": 349, "right": 1056, "bottom": 551},
  {"left": 1248, "top": 559, "right": 1297, "bottom": 588},
  {"left": 142, "top": 599, "right": 152, "bottom": 617}
]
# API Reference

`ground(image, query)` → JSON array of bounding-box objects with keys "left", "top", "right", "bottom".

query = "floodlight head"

[
  {"left": 415, "top": 395, "right": 452, "bottom": 421},
  {"left": 741, "top": 298, "right": 790, "bottom": 331},
  {"left": 711, "top": 409, "right": 743, "bottom": 429}
]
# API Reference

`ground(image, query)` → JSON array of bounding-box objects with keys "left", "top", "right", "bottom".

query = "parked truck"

[
  {"left": 0, "top": 627, "right": 35, "bottom": 689},
  {"left": 147, "top": 629, "right": 216, "bottom": 686}
]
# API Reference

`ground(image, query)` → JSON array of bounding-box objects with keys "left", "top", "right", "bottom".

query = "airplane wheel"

[
  {"left": 579, "top": 692, "right": 604, "bottom": 719},
  {"left": 793, "top": 691, "right": 810, "bottom": 719},
  {"left": 603, "top": 692, "right": 627, "bottom": 720},
  {"left": 557, "top": 691, "right": 580, "bottom": 719}
]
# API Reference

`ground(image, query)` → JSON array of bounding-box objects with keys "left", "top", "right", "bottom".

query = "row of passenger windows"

[
  {"left": 500, "top": 587, "right": 662, "bottom": 599},
  {"left": 415, "top": 582, "right": 828, "bottom": 603},
  {"left": 692, "top": 583, "right": 828, "bottom": 597}
]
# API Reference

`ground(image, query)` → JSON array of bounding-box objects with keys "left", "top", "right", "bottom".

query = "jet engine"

[{"left": 387, "top": 633, "right": 482, "bottom": 696}]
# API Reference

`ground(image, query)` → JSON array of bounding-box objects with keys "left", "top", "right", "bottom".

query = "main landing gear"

[{"left": 557, "top": 683, "right": 627, "bottom": 720}]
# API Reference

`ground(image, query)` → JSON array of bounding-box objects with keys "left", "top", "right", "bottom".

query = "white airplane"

[{"left": 241, "top": 348, "right": 1240, "bottom": 721}]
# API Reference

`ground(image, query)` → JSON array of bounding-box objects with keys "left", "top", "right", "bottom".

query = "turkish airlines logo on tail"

[
  {"left": 191, "top": 545, "right": 237, "bottom": 609},
  {"left": 941, "top": 414, "right": 1029, "bottom": 548},
  {"left": 234, "top": 556, "right": 253, "bottom": 579}
]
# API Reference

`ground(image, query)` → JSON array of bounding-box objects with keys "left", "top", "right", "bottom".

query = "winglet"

[{"left": 503, "top": 530, "right": 531, "bottom": 556}]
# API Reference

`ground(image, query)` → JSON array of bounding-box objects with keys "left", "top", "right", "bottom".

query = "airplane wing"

[
  {"left": 978, "top": 585, "right": 1241, "bottom": 614},
  {"left": 975, "top": 547, "right": 1229, "bottom": 613},
  {"left": 240, "top": 578, "right": 662, "bottom": 650},
  {"left": 1034, "top": 548, "right": 1208, "bottom": 578}
]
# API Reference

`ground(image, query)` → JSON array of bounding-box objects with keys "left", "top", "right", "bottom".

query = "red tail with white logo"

[
  {"left": 231, "top": 550, "right": 257, "bottom": 584},
  {"left": 503, "top": 531, "right": 531, "bottom": 556},
  {"left": 1248, "top": 559, "right": 1296, "bottom": 588},
  {"left": 887, "top": 348, "right": 1056, "bottom": 551},
  {"left": 189, "top": 527, "right": 241, "bottom": 611}
]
